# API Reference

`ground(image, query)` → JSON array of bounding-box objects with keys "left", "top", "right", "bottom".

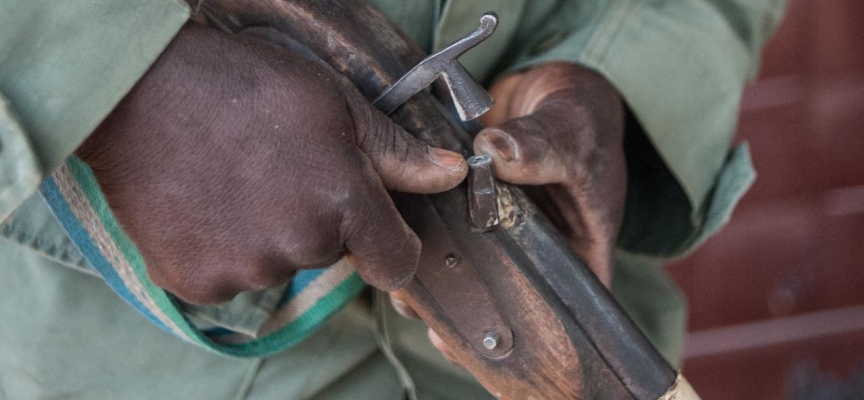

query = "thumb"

[
  {"left": 473, "top": 114, "right": 569, "bottom": 185},
  {"left": 344, "top": 88, "right": 468, "bottom": 194}
]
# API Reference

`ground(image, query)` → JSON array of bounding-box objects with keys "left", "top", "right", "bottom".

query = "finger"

[
  {"left": 343, "top": 87, "right": 468, "bottom": 194},
  {"left": 390, "top": 292, "right": 421, "bottom": 320},
  {"left": 473, "top": 114, "right": 570, "bottom": 185},
  {"left": 149, "top": 261, "right": 248, "bottom": 305},
  {"left": 342, "top": 172, "right": 420, "bottom": 291},
  {"left": 428, "top": 328, "right": 460, "bottom": 366},
  {"left": 480, "top": 72, "right": 524, "bottom": 126}
]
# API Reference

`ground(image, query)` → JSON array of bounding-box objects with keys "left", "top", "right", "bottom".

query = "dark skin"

[
  {"left": 78, "top": 23, "right": 469, "bottom": 304},
  {"left": 392, "top": 62, "right": 627, "bottom": 361},
  {"left": 78, "top": 24, "right": 627, "bottom": 360}
]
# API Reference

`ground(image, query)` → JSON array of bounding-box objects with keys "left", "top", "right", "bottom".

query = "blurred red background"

[{"left": 668, "top": 0, "right": 864, "bottom": 398}]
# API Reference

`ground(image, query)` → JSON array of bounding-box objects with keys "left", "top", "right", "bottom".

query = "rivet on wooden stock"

[
  {"left": 445, "top": 253, "right": 459, "bottom": 268},
  {"left": 483, "top": 332, "right": 500, "bottom": 350}
]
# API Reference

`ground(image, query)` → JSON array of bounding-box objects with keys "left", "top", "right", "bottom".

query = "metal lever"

[{"left": 373, "top": 12, "right": 498, "bottom": 121}]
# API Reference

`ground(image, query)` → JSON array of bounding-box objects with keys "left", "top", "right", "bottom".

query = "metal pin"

[
  {"left": 467, "top": 154, "right": 499, "bottom": 231},
  {"left": 483, "top": 332, "right": 500, "bottom": 350},
  {"left": 445, "top": 253, "right": 459, "bottom": 268}
]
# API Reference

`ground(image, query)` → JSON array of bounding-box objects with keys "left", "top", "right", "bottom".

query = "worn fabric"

[
  {"left": 0, "top": 0, "right": 189, "bottom": 219},
  {"left": 0, "top": 232, "right": 404, "bottom": 400},
  {"left": 0, "top": 198, "right": 487, "bottom": 399},
  {"left": 0, "top": 0, "right": 785, "bottom": 397}
]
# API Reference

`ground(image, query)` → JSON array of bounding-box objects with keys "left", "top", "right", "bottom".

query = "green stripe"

[{"left": 220, "top": 273, "right": 365, "bottom": 356}]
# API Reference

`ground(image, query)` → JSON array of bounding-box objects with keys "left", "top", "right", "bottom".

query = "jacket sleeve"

[
  {"left": 0, "top": 0, "right": 189, "bottom": 221},
  {"left": 504, "top": 0, "right": 786, "bottom": 257}
]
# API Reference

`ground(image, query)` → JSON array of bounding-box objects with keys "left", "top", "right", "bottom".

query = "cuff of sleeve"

[
  {"left": 507, "top": 0, "right": 753, "bottom": 217},
  {"left": 0, "top": 95, "right": 42, "bottom": 221},
  {"left": 674, "top": 142, "right": 756, "bottom": 258}
]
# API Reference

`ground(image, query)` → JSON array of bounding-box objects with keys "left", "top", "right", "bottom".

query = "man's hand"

[
  {"left": 475, "top": 62, "right": 626, "bottom": 285},
  {"left": 391, "top": 62, "right": 627, "bottom": 364},
  {"left": 76, "top": 22, "right": 468, "bottom": 305}
]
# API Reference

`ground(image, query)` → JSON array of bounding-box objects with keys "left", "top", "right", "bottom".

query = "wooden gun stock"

[{"left": 192, "top": 1, "right": 698, "bottom": 398}]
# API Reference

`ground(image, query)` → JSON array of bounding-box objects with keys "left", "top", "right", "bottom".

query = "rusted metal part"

[
  {"left": 467, "top": 154, "right": 500, "bottom": 231},
  {"left": 373, "top": 13, "right": 497, "bottom": 121}
]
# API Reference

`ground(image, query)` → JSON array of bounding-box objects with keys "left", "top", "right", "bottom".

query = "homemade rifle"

[{"left": 191, "top": 1, "right": 700, "bottom": 398}]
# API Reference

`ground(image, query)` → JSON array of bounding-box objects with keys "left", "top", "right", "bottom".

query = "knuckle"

[
  {"left": 274, "top": 222, "right": 345, "bottom": 269},
  {"left": 163, "top": 279, "right": 235, "bottom": 305},
  {"left": 147, "top": 263, "right": 182, "bottom": 293},
  {"left": 176, "top": 285, "right": 235, "bottom": 306},
  {"left": 354, "top": 110, "right": 407, "bottom": 157},
  {"left": 241, "top": 264, "right": 287, "bottom": 290},
  {"left": 341, "top": 209, "right": 392, "bottom": 251},
  {"left": 148, "top": 263, "right": 237, "bottom": 305},
  {"left": 338, "top": 183, "right": 381, "bottom": 231}
]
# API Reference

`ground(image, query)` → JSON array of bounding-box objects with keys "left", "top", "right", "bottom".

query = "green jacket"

[
  {"left": 0, "top": 0, "right": 785, "bottom": 398},
  {"left": 0, "top": 0, "right": 785, "bottom": 255}
]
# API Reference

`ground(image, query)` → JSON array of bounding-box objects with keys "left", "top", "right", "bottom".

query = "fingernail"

[
  {"left": 430, "top": 147, "right": 465, "bottom": 169},
  {"left": 481, "top": 129, "right": 517, "bottom": 162}
]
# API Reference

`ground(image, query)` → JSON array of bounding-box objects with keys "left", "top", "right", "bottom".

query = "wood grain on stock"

[{"left": 192, "top": 1, "right": 662, "bottom": 398}]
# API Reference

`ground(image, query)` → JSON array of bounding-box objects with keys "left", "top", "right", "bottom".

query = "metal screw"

[
  {"left": 483, "top": 332, "right": 499, "bottom": 350},
  {"left": 445, "top": 253, "right": 459, "bottom": 268}
]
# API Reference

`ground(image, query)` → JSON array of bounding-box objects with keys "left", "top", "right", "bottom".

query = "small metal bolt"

[
  {"left": 483, "top": 332, "right": 499, "bottom": 350},
  {"left": 445, "top": 253, "right": 459, "bottom": 268}
]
